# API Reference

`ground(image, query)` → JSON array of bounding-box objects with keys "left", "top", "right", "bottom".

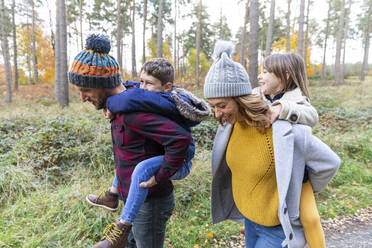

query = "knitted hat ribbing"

[
  {"left": 68, "top": 34, "right": 121, "bottom": 88},
  {"left": 204, "top": 41, "right": 252, "bottom": 98}
]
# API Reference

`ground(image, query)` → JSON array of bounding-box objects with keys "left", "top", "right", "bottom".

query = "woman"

[{"left": 203, "top": 41, "right": 340, "bottom": 248}]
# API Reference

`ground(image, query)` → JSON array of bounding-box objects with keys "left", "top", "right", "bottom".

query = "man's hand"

[
  {"left": 139, "top": 176, "right": 158, "bottom": 188},
  {"left": 103, "top": 108, "right": 114, "bottom": 120},
  {"left": 269, "top": 104, "right": 282, "bottom": 124}
]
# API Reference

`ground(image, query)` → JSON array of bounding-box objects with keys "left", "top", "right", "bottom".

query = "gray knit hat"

[{"left": 204, "top": 41, "right": 252, "bottom": 98}]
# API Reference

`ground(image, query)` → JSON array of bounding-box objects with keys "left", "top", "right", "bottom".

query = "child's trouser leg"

[
  {"left": 121, "top": 155, "right": 163, "bottom": 224},
  {"left": 112, "top": 174, "right": 119, "bottom": 188},
  {"left": 170, "top": 160, "right": 192, "bottom": 180},
  {"left": 300, "top": 181, "right": 325, "bottom": 248}
]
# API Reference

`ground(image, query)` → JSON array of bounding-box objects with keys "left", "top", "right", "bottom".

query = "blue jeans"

[
  {"left": 111, "top": 155, "right": 191, "bottom": 223},
  {"left": 126, "top": 192, "right": 175, "bottom": 248},
  {"left": 244, "top": 218, "right": 287, "bottom": 248}
]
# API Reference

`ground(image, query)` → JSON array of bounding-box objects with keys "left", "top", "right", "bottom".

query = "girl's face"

[
  {"left": 208, "top": 98, "right": 240, "bottom": 125},
  {"left": 257, "top": 67, "right": 284, "bottom": 98}
]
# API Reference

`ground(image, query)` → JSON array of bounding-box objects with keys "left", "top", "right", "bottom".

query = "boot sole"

[{"left": 85, "top": 196, "right": 118, "bottom": 212}]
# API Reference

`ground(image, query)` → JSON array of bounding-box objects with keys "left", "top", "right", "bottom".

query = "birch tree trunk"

[
  {"left": 1, "top": 0, "right": 12, "bottom": 103},
  {"left": 12, "top": 0, "right": 18, "bottom": 90},
  {"left": 361, "top": 2, "right": 371, "bottom": 81},
  {"left": 240, "top": 0, "right": 249, "bottom": 66},
  {"left": 321, "top": 0, "right": 331, "bottom": 81},
  {"left": 335, "top": 0, "right": 345, "bottom": 85},
  {"left": 265, "top": 0, "right": 275, "bottom": 57},
  {"left": 142, "top": 0, "right": 147, "bottom": 63},
  {"left": 297, "top": 0, "right": 305, "bottom": 56},
  {"left": 341, "top": 0, "right": 351, "bottom": 80},
  {"left": 116, "top": 0, "right": 122, "bottom": 70},
  {"left": 131, "top": 0, "right": 137, "bottom": 78},
  {"left": 55, "top": 0, "right": 69, "bottom": 107},
  {"left": 157, "top": 0, "right": 164, "bottom": 57},
  {"left": 248, "top": 0, "right": 259, "bottom": 88},
  {"left": 303, "top": 0, "right": 310, "bottom": 66},
  {"left": 79, "top": 0, "right": 83, "bottom": 50},
  {"left": 286, "top": 0, "right": 291, "bottom": 52},
  {"left": 31, "top": 0, "right": 38, "bottom": 84},
  {"left": 195, "top": 0, "right": 202, "bottom": 87},
  {"left": 173, "top": 0, "right": 177, "bottom": 76}
]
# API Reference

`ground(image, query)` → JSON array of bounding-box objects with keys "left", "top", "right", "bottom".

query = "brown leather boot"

[
  {"left": 86, "top": 189, "right": 119, "bottom": 211},
  {"left": 92, "top": 221, "right": 132, "bottom": 248}
]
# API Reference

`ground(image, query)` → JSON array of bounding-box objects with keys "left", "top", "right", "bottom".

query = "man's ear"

[{"left": 164, "top": 82, "right": 173, "bottom": 92}]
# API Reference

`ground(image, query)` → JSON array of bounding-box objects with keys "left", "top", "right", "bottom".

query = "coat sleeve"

[
  {"left": 304, "top": 130, "right": 341, "bottom": 194},
  {"left": 274, "top": 90, "right": 319, "bottom": 127}
]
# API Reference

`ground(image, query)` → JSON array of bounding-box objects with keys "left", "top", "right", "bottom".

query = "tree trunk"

[
  {"left": 173, "top": 0, "right": 177, "bottom": 77},
  {"left": 27, "top": 12, "right": 32, "bottom": 85},
  {"left": 240, "top": 0, "right": 249, "bottom": 66},
  {"left": 248, "top": 0, "right": 259, "bottom": 88},
  {"left": 31, "top": 0, "right": 38, "bottom": 84},
  {"left": 131, "top": 0, "right": 137, "bottom": 78},
  {"left": 286, "top": 0, "right": 291, "bottom": 52},
  {"left": 47, "top": 3, "right": 55, "bottom": 54},
  {"left": 195, "top": 0, "right": 202, "bottom": 87},
  {"left": 341, "top": 0, "right": 351, "bottom": 80},
  {"left": 303, "top": 0, "right": 310, "bottom": 66},
  {"left": 265, "top": 0, "right": 275, "bottom": 57},
  {"left": 142, "top": 0, "right": 147, "bottom": 63},
  {"left": 55, "top": 0, "right": 69, "bottom": 107},
  {"left": 297, "top": 0, "right": 305, "bottom": 56},
  {"left": 79, "top": 0, "right": 83, "bottom": 50},
  {"left": 335, "top": 0, "right": 345, "bottom": 85},
  {"left": 12, "top": 0, "right": 18, "bottom": 90},
  {"left": 361, "top": 2, "right": 371, "bottom": 81},
  {"left": 116, "top": 0, "right": 122, "bottom": 70},
  {"left": 321, "top": 1, "right": 331, "bottom": 81},
  {"left": 157, "top": 0, "right": 163, "bottom": 57},
  {"left": 1, "top": 0, "right": 12, "bottom": 103}
]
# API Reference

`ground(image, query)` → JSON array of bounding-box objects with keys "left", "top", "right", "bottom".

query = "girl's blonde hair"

[
  {"left": 234, "top": 94, "right": 271, "bottom": 130},
  {"left": 263, "top": 53, "right": 310, "bottom": 100}
]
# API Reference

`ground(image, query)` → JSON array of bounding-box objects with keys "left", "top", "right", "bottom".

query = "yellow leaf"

[{"left": 205, "top": 232, "right": 214, "bottom": 239}]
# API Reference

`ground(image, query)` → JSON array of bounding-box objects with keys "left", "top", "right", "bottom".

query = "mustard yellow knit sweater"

[{"left": 226, "top": 122, "right": 280, "bottom": 226}]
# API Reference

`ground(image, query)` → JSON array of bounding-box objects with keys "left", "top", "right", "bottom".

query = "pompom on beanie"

[
  {"left": 204, "top": 40, "right": 252, "bottom": 98},
  {"left": 68, "top": 34, "right": 121, "bottom": 88}
]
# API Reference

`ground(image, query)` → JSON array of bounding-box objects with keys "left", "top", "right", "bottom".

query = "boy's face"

[{"left": 140, "top": 72, "right": 172, "bottom": 92}]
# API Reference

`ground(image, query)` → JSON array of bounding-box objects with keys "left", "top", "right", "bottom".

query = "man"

[{"left": 69, "top": 34, "right": 191, "bottom": 248}]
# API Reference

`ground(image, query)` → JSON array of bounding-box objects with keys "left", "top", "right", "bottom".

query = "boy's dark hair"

[{"left": 140, "top": 58, "right": 174, "bottom": 85}]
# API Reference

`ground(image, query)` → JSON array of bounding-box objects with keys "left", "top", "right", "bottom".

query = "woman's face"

[
  {"left": 257, "top": 67, "right": 283, "bottom": 97},
  {"left": 208, "top": 98, "right": 240, "bottom": 125}
]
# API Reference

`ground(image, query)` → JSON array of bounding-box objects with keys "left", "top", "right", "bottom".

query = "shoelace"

[
  {"left": 96, "top": 190, "right": 108, "bottom": 202},
  {"left": 102, "top": 223, "right": 122, "bottom": 245}
]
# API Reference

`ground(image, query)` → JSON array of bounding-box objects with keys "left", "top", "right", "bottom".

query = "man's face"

[
  {"left": 140, "top": 72, "right": 172, "bottom": 92},
  {"left": 76, "top": 86, "right": 109, "bottom": 110}
]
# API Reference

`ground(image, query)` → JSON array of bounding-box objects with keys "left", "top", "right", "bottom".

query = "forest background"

[{"left": 0, "top": 0, "right": 371, "bottom": 247}]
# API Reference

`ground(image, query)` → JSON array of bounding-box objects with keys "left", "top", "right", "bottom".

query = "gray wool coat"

[{"left": 211, "top": 120, "right": 341, "bottom": 248}]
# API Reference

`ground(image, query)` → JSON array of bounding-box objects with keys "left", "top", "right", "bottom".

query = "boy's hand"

[
  {"left": 103, "top": 108, "right": 114, "bottom": 120},
  {"left": 269, "top": 104, "right": 282, "bottom": 124},
  {"left": 139, "top": 176, "right": 158, "bottom": 188}
]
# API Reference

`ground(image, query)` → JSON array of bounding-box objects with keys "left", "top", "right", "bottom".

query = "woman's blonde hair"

[
  {"left": 263, "top": 53, "right": 310, "bottom": 100},
  {"left": 234, "top": 94, "right": 271, "bottom": 130}
]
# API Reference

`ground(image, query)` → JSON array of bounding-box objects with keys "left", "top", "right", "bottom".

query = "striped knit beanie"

[
  {"left": 68, "top": 34, "right": 121, "bottom": 88},
  {"left": 204, "top": 40, "right": 252, "bottom": 98}
]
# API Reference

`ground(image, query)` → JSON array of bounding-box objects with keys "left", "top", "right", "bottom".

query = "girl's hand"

[
  {"left": 103, "top": 108, "right": 114, "bottom": 120},
  {"left": 269, "top": 104, "right": 282, "bottom": 124},
  {"left": 139, "top": 176, "right": 158, "bottom": 188}
]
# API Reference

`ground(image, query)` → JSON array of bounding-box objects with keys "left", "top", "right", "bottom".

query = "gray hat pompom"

[
  {"left": 204, "top": 40, "right": 252, "bottom": 99},
  {"left": 213, "top": 40, "right": 234, "bottom": 61}
]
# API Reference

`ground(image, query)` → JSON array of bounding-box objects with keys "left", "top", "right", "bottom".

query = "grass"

[{"left": 0, "top": 77, "right": 371, "bottom": 247}]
